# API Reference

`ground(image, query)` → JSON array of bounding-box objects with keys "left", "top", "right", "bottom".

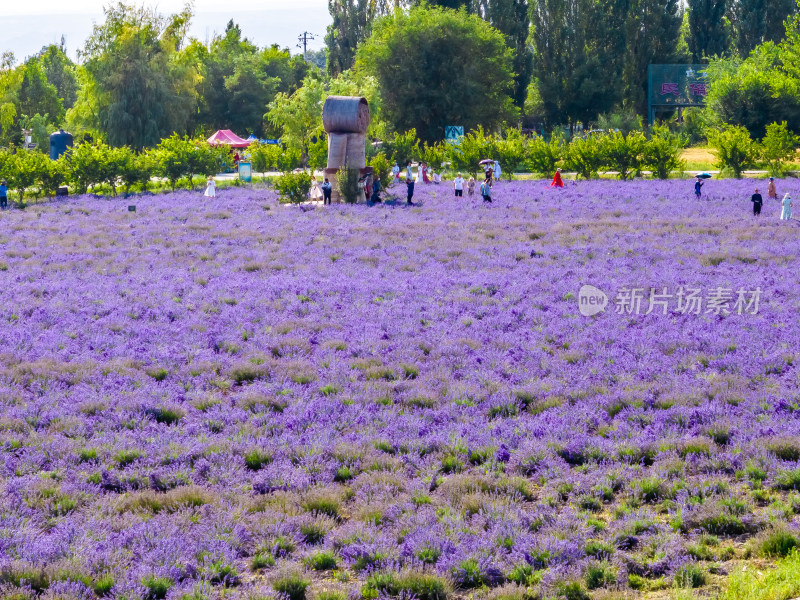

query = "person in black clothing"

[
  {"left": 406, "top": 177, "right": 415, "bottom": 205},
  {"left": 371, "top": 177, "right": 381, "bottom": 203},
  {"left": 694, "top": 177, "right": 703, "bottom": 198},
  {"left": 751, "top": 188, "right": 763, "bottom": 216},
  {"left": 321, "top": 178, "right": 332, "bottom": 205}
]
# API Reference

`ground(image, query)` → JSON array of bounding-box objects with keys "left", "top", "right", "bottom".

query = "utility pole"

[{"left": 297, "top": 31, "right": 316, "bottom": 60}]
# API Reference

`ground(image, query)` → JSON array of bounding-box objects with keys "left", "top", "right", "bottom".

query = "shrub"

[
  {"left": 758, "top": 528, "right": 799, "bottom": 557},
  {"left": 674, "top": 563, "right": 706, "bottom": 588},
  {"left": 766, "top": 437, "right": 800, "bottom": 461},
  {"left": 5, "top": 148, "right": 48, "bottom": 200},
  {"left": 142, "top": 575, "right": 173, "bottom": 600},
  {"left": 584, "top": 562, "right": 616, "bottom": 590},
  {"left": 385, "top": 129, "right": 419, "bottom": 167},
  {"left": 599, "top": 130, "right": 646, "bottom": 180},
  {"left": 709, "top": 125, "right": 759, "bottom": 178},
  {"left": 336, "top": 165, "right": 361, "bottom": 204},
  {"left": 760, "top": 121, "right": 797, "bottom": 176},
  {"left": 369, "top": 152, "right": 393, "bottom": 191},
  {"left": 252, "top": 550, "right": 276, "bottom": 571},
  {"left": 272, "top": 572, "right": 310, "bottom": 600},
  {"left": 524, "top": 135, "right": 562, "bottom": 176},
  {"left": 362, "top": 571, "right": 451, "bottom": 600},
  {"left": 244, "top": 449, "right": 273, "bottom": 471},
  {"left": 306, "top": 550, "right": 337, "bottom": 571},
  {"left": 563, "top": 136, "right": 604, "bottom": 179},
  {"left": 643, "top": 125, "right": 686, "bottom": 179},
  {"left": 274, "top": 171, "right": 313, "bottom": 204}
]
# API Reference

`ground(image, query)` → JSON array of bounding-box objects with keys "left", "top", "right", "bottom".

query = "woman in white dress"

[
  {"left": 204, "top": 176, "right": 216, "bottom": 198},
  {"left": 310, "top": 177, "right": 323, "bottom": 202}
]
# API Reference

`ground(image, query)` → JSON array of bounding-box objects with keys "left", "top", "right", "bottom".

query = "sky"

[{"left": 0, "top": 0, "right": 332, "bottom": 63}]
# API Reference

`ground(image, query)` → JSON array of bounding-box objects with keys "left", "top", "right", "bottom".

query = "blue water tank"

[{"left": 49, "top": 129, "right": 74, "bottom": 160}]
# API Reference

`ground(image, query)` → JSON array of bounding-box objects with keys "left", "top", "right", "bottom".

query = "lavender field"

[{"left": 1, "top": 179, "right": 799, "bottom": 600}]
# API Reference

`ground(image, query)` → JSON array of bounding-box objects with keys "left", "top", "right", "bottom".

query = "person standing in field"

[
  {"left": 550, "top": 168, "right": 564, "bottom": 188},
  {"left": 406, "top": 175, "right": 415, "bottom": 205},
  {"left": 371, "top": 176, "right": 381, "bottom": 202},
  {"left": 480, "top": 179, "right": 492, "bottom": 203},
  {"left": 204, "top": 176, "right": 216, "bottom": 198},
  {"left": 768, "top": 177, "right": 778, "bottom": 199},
  {"left": 309, "top": 176, "right": 323, "bottom": 202},
  {"left": 392, "top": 162, "right": 400, "bottom": 180},
  {"left": 453, "top": 173, "right": 465, "bottom": 197},
  {"left": 493, "top": 160, "right": 502, "bottom": 181},
  {"left": 321, "top": 178, "right": 332, "bottom": 205},
  {"left": 751, "top": 188, "right": 763, "bottom": 216},
  {"left": 694, "top": 177, "right": 704, "bottom": 199},
  {"left": 406, "top": 161, "right": 414, "bottom": 182},
  {"left": 0, "top": 179, "right": 7, "bottom": 209},
  {"left": 467, "top": 177, "right": 476, "bottom": 197},
  {"left": 781, "top": 193, "right": 793, "bottom": 220}
]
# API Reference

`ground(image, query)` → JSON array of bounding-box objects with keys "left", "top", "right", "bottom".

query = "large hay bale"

[
  {"left": 344, "top": 133, "right": 367, "bottom": 169},
  {"left": 326, "top": 133, "right": 348, "bottom": 169},
  {"left": 323, "top": 96, "right": 370, "bottom": 134}
]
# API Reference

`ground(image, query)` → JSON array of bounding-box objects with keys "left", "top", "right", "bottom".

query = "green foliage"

[
  {"left": 599, "top": 130, "right": 646, "bottom": 180},
  {"left": 523, "top": 135, "right": 562, "bottom": 175},
  {"left": 150, "top": 135, "right": 216, "bottom": 191},
  {"left": 362, "top": 571, "right": 451, "bottom": 600},
  {"left": 721, "top": 548, "right": 800, "bottom": 600},
  {"left": 306, "top": 550, "right": 337, "bottom": 571},
  {"left": 76, "top": 4, "right": 196, "bottom": 148},
  {"left": 385, "top": 129, "right": 419, "bottom": 167},
  {"left": 369, "top": 152, "right": 392, "bottom": 191},
  {"left": 709, "top": 125, "right": 759, "bottom": 177},
  {"left": 758, "top": 528, "right": 799, "bottom": 557},
  {"left": 336, "top": 166, "right": 361, "bottom": 204},
  {"left": 688, "top": 0, "right": 729, "bottom": 62},
  {"left": 119, "top": 151, "right": 153, "bottom": 193},
  {"left": 448, "top": 127, "right": 494, "bottom": 176},
  {"left": 357, "top": 6, "right": 517, "bottom": 143},
  {"left": 674, "top": 563, "right": 706, "bottom": 588},
  {"left": 274, "top": 171, "right": 312, "bottom": 204},
  {"left": 729, "top": 0, "right": 795, "bottom": 56},
  {"left": 272, "top": 571, "right": 310, "bottom": 600},
  {"left": 761, "top": 121, "right": 797, "bottom": 176},
  {"left": 564, "top": 136, "right": 604, "bottom": 179},
  {"left": 308, "top": 134, "right": 328, "bottom": 171},
  {"left": 704, "top": 44, "right": 800, "bottom": 138},
  {"left": 644, "top": 125, "right": 687, "bottom": 179},
  {"left": 4, "top": 148, "right": 49, "bottom": 200},
  {"left": 142, "top": 575, "right": 173, "bottom": 600}
]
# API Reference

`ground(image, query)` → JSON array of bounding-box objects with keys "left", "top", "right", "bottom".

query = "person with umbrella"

[
  {"left": 479, "top": 159, "right": 494, "bottom": 185},
  {"left": 694, "top": 175, "right": 706, "bottom": 199}
]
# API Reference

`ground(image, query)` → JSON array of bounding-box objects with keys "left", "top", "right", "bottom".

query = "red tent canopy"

[{"left": 207, "top": 130, "right": 251, "bottom": 148}]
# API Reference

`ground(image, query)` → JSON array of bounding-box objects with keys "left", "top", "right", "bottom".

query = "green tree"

[
  {"left": 357, "top": 6, "right": 517, "bottom": 143},
  {"left": 17, "top": 60, "right": 64, "bottom": 125},
  {"left": 38, "top": 40, "right": 79, "bottom": 110},
  {"left": 729, "top": 0, "right": 796, "bottom": 56},
  {"left": 760, "top": 121, "right": 797, "bottom": 175},
  {"left": 563, "top": 135, "right": 605, "bottom": 179},
  {"left": 622, "top": 0, "right": 685, "bottom": 115},
  {"left": 643, "top": 124, "right": 686, "bottom": 178},
  {"left": 266, "top": 75, "right": 326, "bottom": 167},
  {"left": 476, "top": 0, "right": 533, "bottom": 109},
  {"left": 326, "top": 0, "right": 396, "bottom": 76},
  {"left": 531, "top": 0, "right": 622, "bottom": 130},
  {"left": 599, "top": 130, "right": 647, "bottom": 179},
  {"left": 704, "top": 44, "right": 800, "bottom": 138},
  {"left": 6, "top": 149, "right": 49, "bottom": 200},
  {"left": 75, "top": 3, "right": 198, "bottom": 148},
  {"left": 688, "top": 0, "right": 730, "bottom": 61},
  {"left": 709, "top": 124, "right": 758, "bottom": 177}
]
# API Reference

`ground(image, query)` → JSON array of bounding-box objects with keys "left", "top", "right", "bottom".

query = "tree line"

[{"left": 0, "top": 0, "right": 798, "bottom": 162}]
